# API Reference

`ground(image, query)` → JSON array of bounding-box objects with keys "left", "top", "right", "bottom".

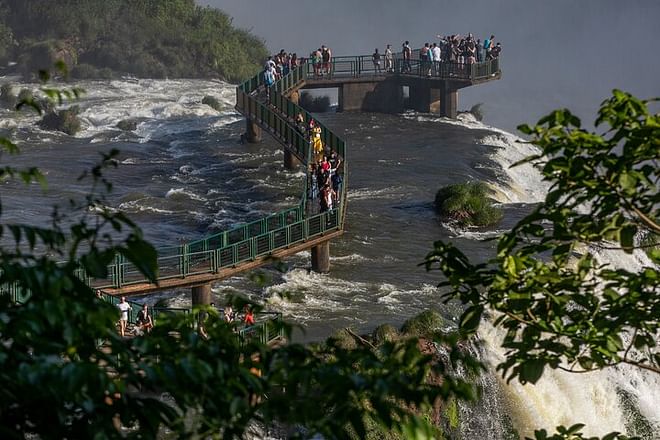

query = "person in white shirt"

[
  {"left": 432, "top": 43, "right": 442, "bottom": 69},
  {"left": 117, "top": 296, "right": 132, "bottom": 337}
]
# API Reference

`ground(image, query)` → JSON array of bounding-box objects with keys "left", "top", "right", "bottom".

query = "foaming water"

[{"left": 478, "top": 322, "right": 659, "bottom": 438}]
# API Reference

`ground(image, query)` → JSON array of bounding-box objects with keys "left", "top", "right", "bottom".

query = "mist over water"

[{"left": 199, "top": 0, "right": 660, "bottom": 132}]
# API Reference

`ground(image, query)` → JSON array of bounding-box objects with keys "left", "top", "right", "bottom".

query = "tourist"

[
  {"left": 321, "top": 183, "right": 336, "bottom": 212},
  {"left": 309, "top": 163, "right": 319, "bottom": 200},
  {"left": 331, "top": 170, "right": 343, "bottom": 202},
  {"left": 432, "top": 43, "right": 442, "bottom": 73},
  {"left": 117, "top": 296, "right": 131, "bottom": 337},
  {"left": 295, "top": 112, "right": 305, "bottom": 133},
  {"left": 136, "top": 303, "right": 154, "bottom": 334},
  {"left": 420, "top": 43, "right": 431, "bottom": 76},
  {"left": 310, "top": 120, "right": 324, "bottom": 161},
  {"left": 321, "top": 45, "right": 332, "bottom": 75},
  {"left": 224, "top": 305, "right": 235, "bottom": 323},
  {"left": 243, "top": 306, "right": 255, "bottom": 326},
  {"left": 484, "top": 34, "right": 494, "bottom": 59},
  {"left": 476, "top": 39, "right": 484, "bottom": 62},
  {"left": 385, "top": 44, "right": 394, "bottom": 72},
  {"left": 402, "top": 41, "right": 412, "bottom": 73},
  {"left": 490, "top": 42, "right": 502, "bottom": 59},
  {"left": 372, "top": 48, "right": 382, "bottom": 73}
]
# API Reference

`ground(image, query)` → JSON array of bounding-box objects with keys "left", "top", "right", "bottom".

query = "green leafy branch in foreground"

[{"left": 425, "top": 90, "right": 658, "bottom": 439}]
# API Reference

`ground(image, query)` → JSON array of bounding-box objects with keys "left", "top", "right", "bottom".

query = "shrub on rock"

[
  {"left": 373, "top": 324, "right": 400, "bottom": 345},
  {"left": 38, "top": 105, "right": 82, "bottom": 135},
  {"left": 401, "top": 310, "right": 445, "bottom": 338},
  {"left": 435, "top": 181, "right": 502, "bottom": 227}
]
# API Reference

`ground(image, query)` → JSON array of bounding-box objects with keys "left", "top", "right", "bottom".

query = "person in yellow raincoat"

[{"left": 309, "top": 119, "right": 324, "bottom": 161}]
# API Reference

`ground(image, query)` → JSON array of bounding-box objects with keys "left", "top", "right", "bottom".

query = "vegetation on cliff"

[
  {"left": 0, "top": 0, "right": 268, "bottom": 81},
  {"left": 434, "top": 181, "right": 503, "bottom": 227}
]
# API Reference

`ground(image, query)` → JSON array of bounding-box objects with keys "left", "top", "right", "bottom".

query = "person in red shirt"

[{"left": 243, "top": 306, "right": 255, "bottom": 326}]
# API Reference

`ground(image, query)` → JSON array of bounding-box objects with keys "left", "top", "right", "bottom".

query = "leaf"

[
  {"left": 118, "top": 236, "right": 158, "bottom": 283},
  {"left": 519, "top": 359, "right": 545, "bottom": 384},
  {"left": 619, "top": 225, "right": 636, "bottom": 253},
  {"left": 459, "top": 305, "right": 484, "bottom": 334}
]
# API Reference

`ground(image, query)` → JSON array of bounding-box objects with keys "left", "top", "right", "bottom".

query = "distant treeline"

[{"left": 0, "top": 0, "right": 268, "bottom": 81}]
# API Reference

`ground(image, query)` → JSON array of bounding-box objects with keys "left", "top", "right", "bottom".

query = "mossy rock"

[
  {"left": 401, "top": 310, "right": 445, "bottom": 338},
  {"left": 435, "top": 181, "right": 503, "bottom": 227},
  {"left": 116, "top": 119, "right": 138, "bottom": 131},
  {"left": 373, "top": 324, "right": 400, "bottom": 345},
  {"left": 38, "top": 106, "right": 82, "bottom": 135},
  {"left": 327, "top": 328, "right": 358, "bottom": 351},
  {"left": 0, "top": 83, "right": 18, "bottom": 108},
  {"left": 202, "top": 95, "right": 222, "bottom": 111}
]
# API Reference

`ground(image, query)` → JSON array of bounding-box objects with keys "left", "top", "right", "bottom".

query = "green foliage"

[
  {"left": 443, "top": 398, "right": 459, "bottom": 430},
  {"left": 424, "top": 89, "right": 659, "bottom": 438},
  {"left": 328, "top": 328, "right": 359, "bottom": 350},
  {"left": 373, "top": 323, "right": 400, "bottom": 344},
  {"left": 300, "top": 92, "right": 332, "bottom": 113},
  {"left": 1, "top": 0, "right": 268, "bottom": 81},
  {"left": 528, "top": 424, "right": 633, "bottom": 440},
  {"left": 435, "top": 181, "right": 503, "bottom": 227},
  {"left": 401, "top": 310, "right": 445, "bottom": 338}
]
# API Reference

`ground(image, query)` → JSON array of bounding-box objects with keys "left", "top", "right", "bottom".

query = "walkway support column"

[
  {"left": 245, "top": 118, "right": 262, "bottom": 143},
  {"left": 192, "top": 283, "right": 212, "bottom": 306},
  {"left": 311, "top": 241, "right": 330, "bottom": 273},
  {"left": 284, "top": 149, "right": 301, "bottom": 170},
  {"left": 440, "top": 83, "right": 458, "bottom": 118}
]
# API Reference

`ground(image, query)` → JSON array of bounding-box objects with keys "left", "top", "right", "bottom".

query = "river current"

[{"left": 1, "top": 78, "right": 657, "bottom": 439}]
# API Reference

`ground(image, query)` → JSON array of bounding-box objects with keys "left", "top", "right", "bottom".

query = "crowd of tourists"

[{"left": 110, "top": 292, "right": 258, "bottom": 338}]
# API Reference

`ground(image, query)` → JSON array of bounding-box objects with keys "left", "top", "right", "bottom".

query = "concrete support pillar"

[
  {"left": 440, "top": 84, "right": 458, "bottom": 118},
  {"left": 337, "top": 85, "right": 345, "bottom": 112},
  {"left": 311, "top": 241, "right": 330, "bottom": 273},
  {"left": 284, "top": 149, "right": 302, "bottom": 171},
  {"left": 245, "top": 118, "right": 262, "bottom": 143},
  {"left": 192, "top": 283, "right": 212, "bottom": 306},
  {"left": 409, "top": 84, "right": 431, "bottom": 113}
]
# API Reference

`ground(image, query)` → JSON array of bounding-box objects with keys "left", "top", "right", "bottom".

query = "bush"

[
  {"left": 300, "top": 92, "right": 331, "bottom": 113},
  {"left": 434, "top": 182, "right": 503, "bottom": 227},
  {"left": 38, "top": 105, "right": 82, "bottom": 135},
  {"left": 372, "top": 324, "right": 400, "bottom": 345},
  {"left": 202, "top": 95, "right": 222, "bottom": 111},
  {"left": 327, "top": 328, "right": 358, "bottom": 351},
  {"left": 401, "top": 310, "right": 444, "bottom": 338}
]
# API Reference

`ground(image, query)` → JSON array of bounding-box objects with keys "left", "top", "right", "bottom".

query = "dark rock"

[
  {"left": 202, "top": 95, "right": 222, "bottom": 111},
  {"left": 38, "top": 105, "right": 82, "bottom": 135},
  {"left": 116, "top": 119, "right": 138, "bottom": 131}
]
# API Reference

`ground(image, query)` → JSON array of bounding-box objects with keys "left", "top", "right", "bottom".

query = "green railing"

[
  {"left": 84, "top": 56, "right": 348, "bottom": 290},
  {"left": 304, "top": 54, "right": 500, "bottom": 81}
]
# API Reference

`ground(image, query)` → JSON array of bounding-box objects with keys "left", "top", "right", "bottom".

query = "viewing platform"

[{"left": 288, "top": 55, "right": 501, "bottom": 117}]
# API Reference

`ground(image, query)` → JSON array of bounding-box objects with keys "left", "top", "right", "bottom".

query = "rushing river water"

[{"left": 1, "top": 77, "right": 657, "bottom": 439}]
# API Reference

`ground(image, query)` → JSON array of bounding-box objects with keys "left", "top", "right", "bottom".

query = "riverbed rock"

[
  {"left": 202, "top": 95, "right": 222, "bottom": 111},
  {"left": 116, "top": 118, "right": 138, "bottom": 131},
  {"left": 38, "top": 105, "right": 82, "bottom": 135}
]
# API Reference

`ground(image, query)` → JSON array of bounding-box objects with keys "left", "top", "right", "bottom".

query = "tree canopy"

[{"left": 0, "top": 0, "right": 268, "bottom": 81}]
